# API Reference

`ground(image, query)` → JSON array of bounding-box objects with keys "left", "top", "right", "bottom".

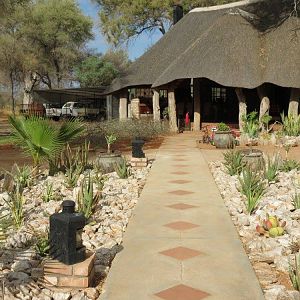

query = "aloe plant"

[
  {"left": 289, "top": 253, "right": 300, "bottom": 291},
  {"left": 238, "top": 166, "right": 266, "bottom": 214},
  {"left": 264, "top": 155, "right": 280, "bottom": 183},
  {"left": 279, "top": 159, "right": 300, "bottom": 172},
  {"left": 281, "top": 113, "right": 300, "bottom": 136},
  {"left": 114, "top": 157, "right": 130, "bottom": 179},
  {"left": 77, "top": 172, "right": 100, "bottom": 219},
  {"left": 292, "top": 192, "right": 300, "bottom": 210},
  {"left": 223, "top": 150, "right": 245, "bottom": 176}
]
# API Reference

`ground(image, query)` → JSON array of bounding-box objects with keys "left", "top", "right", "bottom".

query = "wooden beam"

[
  {"left": 168, "top": 89, "right": 178, "bottom": 133},
  {"left": 235, "top": 88, "right": 247, "bottom": 130}
]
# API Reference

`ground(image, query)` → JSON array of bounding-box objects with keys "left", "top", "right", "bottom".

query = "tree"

[
  {"left": 22, "top": 0, "right": 93, "bottom": 89},
  {"left": 93, "top": 0, "right": 237, "bottom": 46},
  {"left": 75, "top": 52, "right": 129, "bottom": 87}
]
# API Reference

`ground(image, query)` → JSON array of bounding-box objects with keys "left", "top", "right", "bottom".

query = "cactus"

[{"left": 256, "top": 214, "right": 286, "bottom": 238}]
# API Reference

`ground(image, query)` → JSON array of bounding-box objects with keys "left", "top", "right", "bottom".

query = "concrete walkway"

[{"left": 99, "top": 133, "right": 265, "bottom": 300}]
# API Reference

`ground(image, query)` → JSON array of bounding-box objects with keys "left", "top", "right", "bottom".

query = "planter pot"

[
  {"left": 241, "top": 149, "right": 264, "bottom": 171},
  {"left": 95, "top": 152, "right": 123, "bottom": 173},
  {"left": 213, "top": 131, "right": 235, "bottom": 149}
]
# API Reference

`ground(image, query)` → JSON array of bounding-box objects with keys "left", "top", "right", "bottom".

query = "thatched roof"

[{"left": 108, "top": 0, "right": 300, "bottom": 93}]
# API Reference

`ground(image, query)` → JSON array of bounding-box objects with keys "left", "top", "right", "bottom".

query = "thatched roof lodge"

[{"left": 107, "top": 0, "right": 300, "bottom": 132}]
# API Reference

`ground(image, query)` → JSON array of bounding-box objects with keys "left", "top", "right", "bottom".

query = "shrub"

[
  {"left": 279, "top": 159, "right": 300, "bottom": 172},
  {"left": 289, "top": 253, "right": 300, "bottom": 291},
  {"left": 264, "top": 155, "right": 280, "bottom": 183},
  {"left": 77, "top": 172, "right": 100, "bottom": 219},
  {"left": 238, "top": 166, "right": 266, "bottom": 214},
  {"left": 281, "top": 113, "right": 300, "bottom": 136},
  {"left": 223, "top": 150, "right": 245, "bottom": 176},
  {"left": 114, "top": 157, "right": 130, "bottom": 179},
  {"left": 92, "top": 118, "right": 169, "bottom": 140},
  {"left": 217, "top": 122, "right": 230, "bottom": 132}
]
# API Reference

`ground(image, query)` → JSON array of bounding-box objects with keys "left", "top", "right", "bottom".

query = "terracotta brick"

[
  {"left": 43, "top": 261, "right": 73, "bottom": 276},
  {"left": 58, "top": 275, "right": 89, "bottom": 288},
  {"left": 131, "top": 157, "right": 147, "bottom": 162},
  {"left": 73, "top": 253, "right": 95, "bottom": 276},
  {"left": 44, "top": 275, "right": 58, "bottom": 286}
]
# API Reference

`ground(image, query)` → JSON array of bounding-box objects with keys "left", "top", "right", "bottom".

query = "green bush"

[
  {"left": 223, "top": 150, "right": 245, "bottom": 176},
  {"left": 91, "top": 119, "right": 169, "bottom": 140},
  {"left": 35, "top": 232, "right": 50, "bottom": 257},
  {"left": 238, "top": 166, "right": 266, "bottom": 214},
  {"left": 217, "top": 122, "right": 230, "bottom": 132}
]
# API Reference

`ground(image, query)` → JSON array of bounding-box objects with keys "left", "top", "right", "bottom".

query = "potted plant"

[
  {"left": 241, "top": 112, "right": 264, "bottom": 170},
  {"left": 213, "top": 122, "right": 234, "bottom": 149},
  {"left": 96, "top": 134, "right": 123, "bottom": 173}
]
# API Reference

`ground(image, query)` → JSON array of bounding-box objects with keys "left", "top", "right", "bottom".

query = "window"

[{"left": 212, "top": 87, "right": 227, "bottom": 103}]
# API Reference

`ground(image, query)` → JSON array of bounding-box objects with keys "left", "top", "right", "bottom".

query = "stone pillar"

[
  {"left": 193, "top": 78, "right": 201, "bottom": 131},
  {"left": 119, "top": 91, "right": 128, "bottom": 120},
  {"left": 235, "top": 88, "right": 247, "bottom": 130},
  {"left": 106, "top": 95, "right": 113, "bottom": 121},
  {"left": 168, "top": 89, "right": 178, "bottom": 133},
  {"left": 257, "top": 84, "right": 270, "bottom": 130},
  {"left": 131, "top": 98, "right": 140, "bottom": 119},
  {"left": 152, "top": 90, "right": 160, "bottom": 121},
  {"left": 288, "top": 88, "right": 300, "bottom": 117}
]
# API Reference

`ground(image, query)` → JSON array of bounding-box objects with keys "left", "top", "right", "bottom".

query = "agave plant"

[{"left": 9, "top": 116, "right": 84, "bottom": 170}]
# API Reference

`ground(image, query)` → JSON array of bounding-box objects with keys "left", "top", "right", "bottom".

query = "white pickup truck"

[{"left": 61, "top": 102, "right": 100, "bottom": 118}]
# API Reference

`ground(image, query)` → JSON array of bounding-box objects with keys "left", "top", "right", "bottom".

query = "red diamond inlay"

[
  {"left": 169, "top": 180, "right": 191, "bottom": 184},
  {"left": 169, "top": 190, "right": 194, "bottom": 196},
  {"left": 155, "top": 284, "right": 210, "bottom": 300},
  {"left": 167, "top": 203, "right": 197, "bottom": 210},
  {"left": 164, "top": 221, "right": 199, "bottom": 231},
  {"left": 171, "top": 171, "right": 189, "bottom": 175},
  {"left": 159, "top": 246, "right": 202, "bottom": 261}
]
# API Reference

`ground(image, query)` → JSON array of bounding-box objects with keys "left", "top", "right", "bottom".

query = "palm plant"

[{"left": 9, "top": 116, "right": 84, "bottom": 170}]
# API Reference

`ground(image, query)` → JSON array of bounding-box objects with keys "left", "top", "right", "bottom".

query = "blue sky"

[{"left": 77, "top": 0, "right": 162, "bottom": 60}]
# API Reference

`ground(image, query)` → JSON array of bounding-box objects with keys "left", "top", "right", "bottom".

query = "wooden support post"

[
  {"left": 119, "top": 91, "right": 128, "bottom": 120},
  {"left": 235, "top": 88, "right": 247, "bottom": 130},
  {"left": 168, "top": 89, "right": 178, "bottom": 133},
  {"left": 106, "top": 95, "right": 113, "bottom": 121},
  {"left": 288, "top": 88, "right": 300, "bottom": 117},
  {"left": 131, "top": 98, "right": 140, "bottom": 119},
  {"left": 257, "top": 85, "right": 270, "bottom": 130},
  {"left": 152, "top": 90, "right": 160, "bottom": 121},
  {"left": 193, "top": 78, "right": 201, "bottom": 131}
]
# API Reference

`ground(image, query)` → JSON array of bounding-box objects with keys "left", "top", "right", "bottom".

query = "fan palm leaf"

[{"left": 9, "top": 116, "right": 62, "bottom": 166}]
